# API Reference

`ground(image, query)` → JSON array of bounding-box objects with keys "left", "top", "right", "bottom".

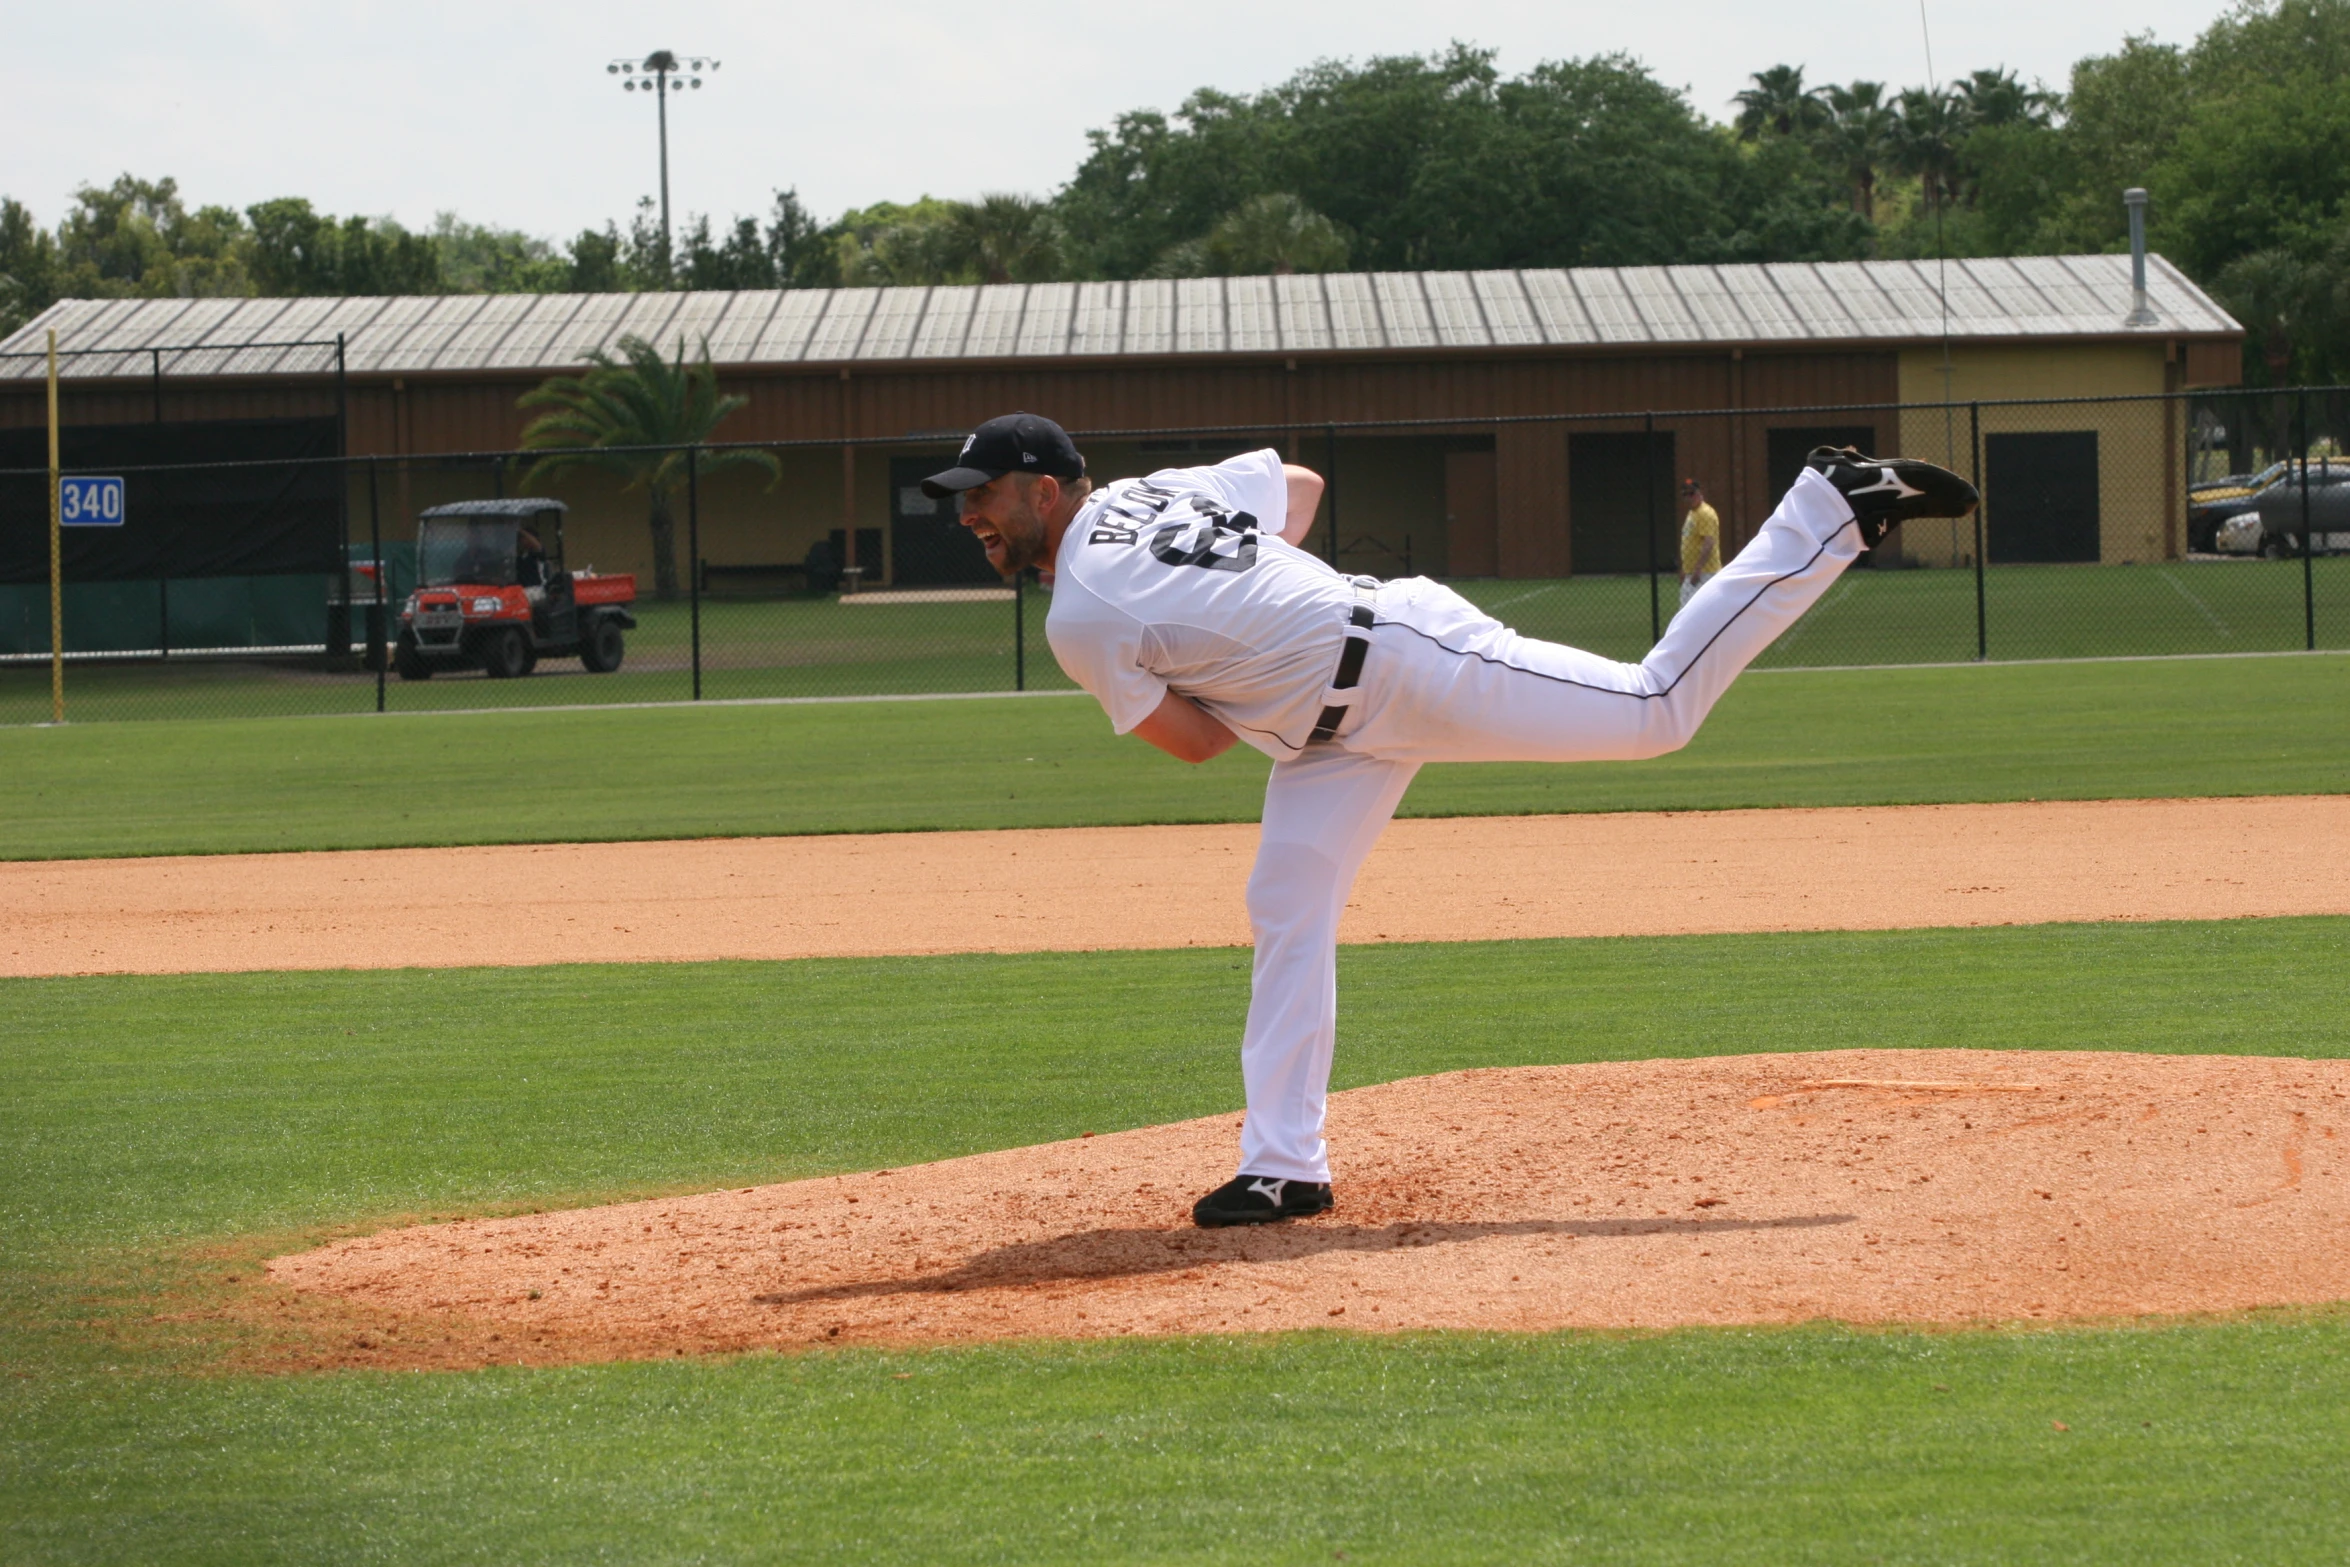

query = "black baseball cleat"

[
  {"left": 1805, "top": 446, "right": 1981, "bottom": 548},
  {"left": 1192, "top": 1174, "right": 1335, "bottom": 1228}
]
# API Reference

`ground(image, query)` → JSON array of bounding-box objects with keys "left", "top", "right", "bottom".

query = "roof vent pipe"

[{"left": 2122, "top": 188, "right": 2158, "bottom": 327}]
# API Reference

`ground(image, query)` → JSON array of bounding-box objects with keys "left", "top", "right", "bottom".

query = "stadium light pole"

[{"left": 607, "top": 51, "right": 720, "bottom": 285}]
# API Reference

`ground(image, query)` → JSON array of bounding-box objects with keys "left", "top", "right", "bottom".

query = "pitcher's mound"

[{"left": 270, "top": 1050, "right": 2350, "bottom": 1367}]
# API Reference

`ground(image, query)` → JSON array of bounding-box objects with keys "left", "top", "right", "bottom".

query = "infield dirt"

[
  {"left": 267, "top": 1049, "right": 2350, "bottom": 1367},
  {"left": 9, "top": 795, "right": 2350, "bottom": 976}
]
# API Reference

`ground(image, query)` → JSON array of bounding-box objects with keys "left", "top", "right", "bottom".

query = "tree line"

[{"left": 4, "top": 0, "right": 2347, "bottom": 382}]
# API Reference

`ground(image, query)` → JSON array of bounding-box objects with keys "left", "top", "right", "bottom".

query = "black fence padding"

[{"left": 0, "top": 417, "right": 340, "bottom": 583}]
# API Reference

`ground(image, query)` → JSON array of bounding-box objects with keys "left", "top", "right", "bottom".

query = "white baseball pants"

[{"left": 1234, "top": 467, "right": 1863, "bottom": 1182}]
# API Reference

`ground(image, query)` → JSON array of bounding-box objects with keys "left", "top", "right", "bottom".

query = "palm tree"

[
  {"left": 1146, "top": 194, "right": 1351, "bottom": 279},
  {"left": 1816, "top": 82, "right": 1897, "bottom": 219},
  {"left": 1211, "top": 193, "right": 1349, "bottom": 275},
  {"left": 940, "top": 194, "right": 1060, "bottom": 285},
  {"left": 1889, "top": 85, "right": 1965, "bottom": 212},
  {"left": 1733, "top": 65, "right": 1827, "bottom": 141},
  {"left": 1952, "top": 67, "right": 2056, "bottom": 130},
  {"left": 516, "top": 334, "right": 781, "bottom": 600}
]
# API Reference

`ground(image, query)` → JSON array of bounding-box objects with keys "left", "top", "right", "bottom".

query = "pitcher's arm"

[{"left": 1133, "top": 689, "right": 1239, "bottom": 763}]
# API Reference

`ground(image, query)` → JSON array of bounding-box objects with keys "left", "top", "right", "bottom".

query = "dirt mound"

[{"left": 269, "top": 1049, "right": 2350, "bottom": 1368}]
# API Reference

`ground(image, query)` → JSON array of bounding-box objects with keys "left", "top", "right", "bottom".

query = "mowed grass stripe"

[
  {"left": 10, "top": 1322, "right": 2350, "bottom": 1566},
  {"left": 5, "top": 918, "right": 2349, "bottom": 1563},
  {"left": 6, "top": 918, "right": 2345, "bottom": 1256},
  {"left": 5, "top": 653, "right": 2346, "bottom": 860}
]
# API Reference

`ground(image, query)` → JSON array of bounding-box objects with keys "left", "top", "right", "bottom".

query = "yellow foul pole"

[{"left": 47, "top": 328, "right": 62, "bottom": 724}]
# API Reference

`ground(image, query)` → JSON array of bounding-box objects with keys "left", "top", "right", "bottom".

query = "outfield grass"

[
  {"left": 7, "top": 557, "right": 2344, "bottom": 727},
  {"left": 5, "top": 920, "right": 2348, "bottom": 1561},
  {"left": 6, "top": 653, "right": 2346, "bottom": 859}
]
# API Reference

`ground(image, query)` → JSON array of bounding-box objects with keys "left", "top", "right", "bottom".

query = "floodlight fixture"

[{"left": 604, "top": 49, "right": 718, "bottom": 284}]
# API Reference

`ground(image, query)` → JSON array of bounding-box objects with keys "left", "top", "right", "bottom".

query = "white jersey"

[{"left": 1046, "top": 449, "right": 1358, "bottom": 759}]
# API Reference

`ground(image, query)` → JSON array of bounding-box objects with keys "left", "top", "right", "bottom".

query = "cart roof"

[{"left": 418, "top": 499, "right": 569, "bottom": 520}]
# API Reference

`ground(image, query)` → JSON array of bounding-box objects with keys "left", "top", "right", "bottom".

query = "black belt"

[{"left": 1306, "top": 603, "right": 1377, "bottom": 743}]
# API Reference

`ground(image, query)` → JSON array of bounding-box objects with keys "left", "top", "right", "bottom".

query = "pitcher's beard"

[{"left": 974, "top": 503, "right": 1050, "bottom": 575}]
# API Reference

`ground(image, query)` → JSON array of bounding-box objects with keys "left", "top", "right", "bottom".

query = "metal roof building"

[
  {"left": 2, "top": 253, "right": 2240, "bottom": 377},
  {"left": 0, "top": 256, "right": 2244, "bottom": 578}
]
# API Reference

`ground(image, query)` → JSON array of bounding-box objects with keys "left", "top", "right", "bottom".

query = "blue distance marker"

[{"left": 59, "top": 475, "right": 126, "bottom": 526}]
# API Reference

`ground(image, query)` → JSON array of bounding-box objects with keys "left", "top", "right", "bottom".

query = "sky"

[{"left": 8, "top": 0, "right": 2238, "bottom": 244}]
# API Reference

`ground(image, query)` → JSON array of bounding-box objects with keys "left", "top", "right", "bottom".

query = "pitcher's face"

[{"left": 958, "top": 474, "right": 1054, "bottom": 575}]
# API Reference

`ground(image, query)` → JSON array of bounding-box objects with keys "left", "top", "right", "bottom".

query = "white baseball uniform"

[{"left": 1048, "top": 449, "right": 1864, "bottom": 1184}]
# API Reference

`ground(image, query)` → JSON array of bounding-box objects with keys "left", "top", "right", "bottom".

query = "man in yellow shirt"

[{"left": 1679, "top": 479, "right": 1721, "bottom": 608}]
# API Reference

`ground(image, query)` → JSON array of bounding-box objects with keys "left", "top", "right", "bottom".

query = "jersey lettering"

[
  {"left": 1098, "top": 481, "right": 1184, "bottom": 527},
  {"left": 1148, "top": 507, "right": 1260, "bottom": 572},
  {"left": 1088, "top": 522, "right": 1140, "bottom": 546}
]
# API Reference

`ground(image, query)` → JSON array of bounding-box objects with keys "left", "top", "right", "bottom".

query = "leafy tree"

[
  {"left": 245, "top": 198, "right": 441, "bottom": 295},
  {"left": 2156, "top": 71, "right": 2350, "bottom": 278},
  {"left": 2216, "top": 247, "right": 2323, "bottom": 385},
  {"left": 1705, "top": 132, "right": 1875, "bottom": 262},
  {"left": 1056, "top": 46, "right": 1874, "bottom": 279},
  {"left": 0, "top": 198, "right": 58, "bottom": 334},
  {"left": 516, "top": 334, "right": 780, "bottom": 600},
  {"left": 563, "top": 228, "right": 626, "bottom": 292},
  {"left": 1733, "top": 65, "right": 1828, "bottom": 140},
  {"left": 2037, "top": 35, "right": 2191, "bottom": 251},
  {"left": 674, "top": 190, "right": 828, "bottom": 290},
  {"left": 820, "top": 197, "right": 968, "bottom": 286},
  {"left": 55, "top": 175, "right": 186, "bottom": 296},
  {"left": 431, "top": 214, "right": 568, "bottom": 293}
]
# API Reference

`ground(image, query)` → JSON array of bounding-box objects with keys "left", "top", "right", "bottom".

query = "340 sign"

[{"left": 59, "top": 475, "right": 125, "bottom": 526}]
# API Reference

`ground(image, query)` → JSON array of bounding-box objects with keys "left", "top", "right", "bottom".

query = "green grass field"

[
  {"left": 6, "top": 920, "right": 2350, "bottom": 1562},
  {"left": 6, "top": 653, "right": 2346, "bottom": 859},
  {"left": 6, "top": 558, "right": 2344, "bottom": 726}
]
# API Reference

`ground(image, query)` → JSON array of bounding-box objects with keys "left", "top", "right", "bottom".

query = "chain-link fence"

[{"left": 5, "top": 387, "right": 2346, "bottom": 726}]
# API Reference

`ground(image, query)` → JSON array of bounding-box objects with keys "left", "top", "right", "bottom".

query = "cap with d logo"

[{"left": 921, "top": 412, "right": 1087, "bottom": 499}]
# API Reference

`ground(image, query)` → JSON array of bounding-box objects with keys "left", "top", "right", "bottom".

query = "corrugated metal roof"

[{"left": 0, "top": 254, "right": 2239, "bottom": 379}]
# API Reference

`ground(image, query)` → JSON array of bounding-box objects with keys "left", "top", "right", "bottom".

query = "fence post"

[
  {"left": 1014, "top": 566, "right": 1026, "bottom": 691},
  {"left": 1970, "top": 401, "right": 1987, "bottom": 662},
  {"left": 1324, "top": 425, "right": 1340, "bottom": 568},
  {"left": 2299, "top": 388, "right": 2316, "bottom": 653},
  {"left": 1645, "top": 410, "right": 1661, "bottom": 645},
  {"left": 47, "top": 328, "right": 61, "bottom": 725},
  {"left": 687, "top": 445, "right": 703, "bottom": 701},
  {"left": 367, "top": 456, "right": 385, "bottom": 714}
]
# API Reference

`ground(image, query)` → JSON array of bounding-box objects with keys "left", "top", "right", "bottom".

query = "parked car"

[
  {"left": 2244, "top": 462, "right": 2350, "bottom": 557},
  {"left": 2187, "top": 463, "right": 2287, "bottom": 552}
]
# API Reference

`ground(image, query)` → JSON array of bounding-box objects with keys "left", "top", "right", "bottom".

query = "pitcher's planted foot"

[
  {"left": 1806, "top": 446, "right": 1981, "bottom": 547},
  {"left": 1193, "top": 1175, "right": 1335, "bottom": 1228}
]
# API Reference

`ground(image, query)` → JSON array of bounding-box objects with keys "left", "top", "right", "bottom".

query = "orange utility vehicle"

[{"left": 395, "top": 499, "right": 637, "bottom": 679}]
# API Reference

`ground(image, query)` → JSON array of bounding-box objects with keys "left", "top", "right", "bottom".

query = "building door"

[
  {"left": 888, "top": 457, "right": 997, "bottom": 585},
  {"left": 1986, "top": 432, "right": 2100, "bottom": 563},
  {"left": 1567, "top": 432, "right": 1676, "bottom": 575},
  {"left": 1445, "top": 450, "right": 1498, "bottom": 575}
]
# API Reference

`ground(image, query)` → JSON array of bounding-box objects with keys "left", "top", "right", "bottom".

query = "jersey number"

[{"left": 1148, "top": 508, "right": 1259, "bottom": 573}]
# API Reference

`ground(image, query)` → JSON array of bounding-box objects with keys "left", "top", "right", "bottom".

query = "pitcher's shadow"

[{"left": 753, "top": 1212, "right": 1856, "bottom": 1306}]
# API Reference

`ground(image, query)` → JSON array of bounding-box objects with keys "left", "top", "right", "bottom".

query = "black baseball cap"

[{"left": 921, "top": 412, "right": 1086, "bottom": 499}]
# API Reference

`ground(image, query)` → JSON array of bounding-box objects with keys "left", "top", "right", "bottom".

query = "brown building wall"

[{"left": 43, "top": 337, "right": 2273, "bottom": 582}]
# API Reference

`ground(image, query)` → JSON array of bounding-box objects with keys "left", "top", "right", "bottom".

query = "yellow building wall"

[{"left": 1896, "top": 343, "right": 2183, "bottom": 566}]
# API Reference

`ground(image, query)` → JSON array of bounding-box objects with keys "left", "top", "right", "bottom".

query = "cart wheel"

[
  {"left": 580, "top": 617, "right": 626, "bottom": 673},
  {"left": 480, "top": 626, "right": 533, "bottom": 679},
  {"left": 393, "top": 632, "right": 432, "bottom": 681}
]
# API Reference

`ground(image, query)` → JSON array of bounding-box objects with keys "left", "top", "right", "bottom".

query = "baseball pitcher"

[{"left": 922, "top": 413, "right": 1978, "bottom": 1228}]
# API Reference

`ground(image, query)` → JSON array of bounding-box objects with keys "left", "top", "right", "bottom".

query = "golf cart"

[{"left": 394, "top": 500, "right": 637, "bottom": 679}]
